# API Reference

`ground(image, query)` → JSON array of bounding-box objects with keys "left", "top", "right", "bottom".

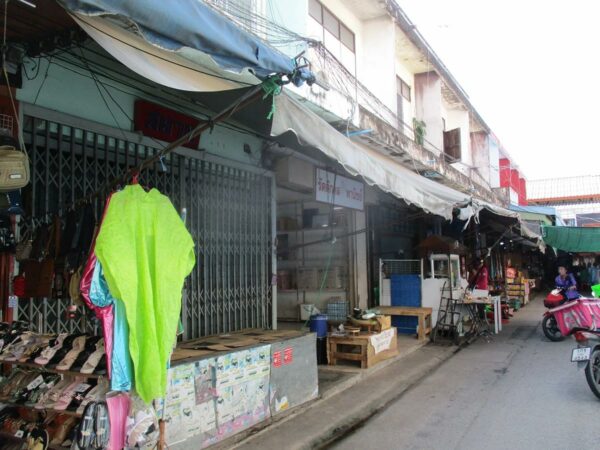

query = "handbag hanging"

[
  {"left": 0, "top": 145, "right": 30, "bottom": 192},
  {"left": 15, "top": 229, "right": 32, "bottom": 261},
  {"left": 24, "top": 216, "right": 61, "bottom": 298}
]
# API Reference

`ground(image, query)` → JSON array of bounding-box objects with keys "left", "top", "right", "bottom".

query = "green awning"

[{"left": 542, "top": 226, "right": 600, "bottom": 252}]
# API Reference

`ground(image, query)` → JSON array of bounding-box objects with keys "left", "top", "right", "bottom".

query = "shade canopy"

[
  {"left": 542, "top": 226, "right": 600, "bottom": 253},
  {"left": 59, "top": 0, "right": 313, "bottom": 91}
]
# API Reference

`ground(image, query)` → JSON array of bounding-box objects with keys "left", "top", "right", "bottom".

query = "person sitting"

[{"left": 555, "top": 265, "right": 580, "bottom": 301}]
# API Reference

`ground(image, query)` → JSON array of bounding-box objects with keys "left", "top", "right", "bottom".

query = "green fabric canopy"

[{"left": 542, "top": 226, "right": 600, "bottom": 252}]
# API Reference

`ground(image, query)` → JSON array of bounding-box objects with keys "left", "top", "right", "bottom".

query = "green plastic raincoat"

[{"left": 95, "top": 184, "right": 195, "bottom": 403}]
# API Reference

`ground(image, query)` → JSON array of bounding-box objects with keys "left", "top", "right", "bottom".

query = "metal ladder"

[{"left": 432, "top": 282, "right": 462, "bottom": 344}]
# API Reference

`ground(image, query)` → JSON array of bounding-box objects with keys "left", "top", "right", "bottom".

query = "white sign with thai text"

[
  {"left": 369, "top": 328, "right": 395, "bottom": 354},
  {"left": 315, "top": 168, "right": 364, "bottom": 210}
]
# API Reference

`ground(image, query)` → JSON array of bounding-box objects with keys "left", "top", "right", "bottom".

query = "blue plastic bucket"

[{"left": 310, "top": 314, "right": 329, "bottom": 338}]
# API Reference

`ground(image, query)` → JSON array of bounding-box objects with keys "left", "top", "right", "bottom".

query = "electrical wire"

[
  {"left": 2, "top": 0, "right": 27, "bottom": 154},
  {"left": 35, "top": 51, "right": 265, "bottom": 142}
]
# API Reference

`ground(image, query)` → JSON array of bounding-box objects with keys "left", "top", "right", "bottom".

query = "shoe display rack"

[{"left": 0, "top": 322, "right": 109, "bottom": 449}]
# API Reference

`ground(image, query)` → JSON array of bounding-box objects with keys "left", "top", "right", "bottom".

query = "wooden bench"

[
  {"left": 376, "top": 306, "right": 433, "bottom": 341},
  {"left": 327, "top": 329, "right": 398, "bottom": 369}
]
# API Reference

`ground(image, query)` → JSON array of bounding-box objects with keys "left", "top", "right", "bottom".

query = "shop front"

[{"left": 0, "top": 1, "right": 322, "bottom": 448}]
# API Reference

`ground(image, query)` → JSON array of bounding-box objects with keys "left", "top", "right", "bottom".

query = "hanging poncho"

[{"left": 95, "top": 184, "right": 195, "bottom": 403}]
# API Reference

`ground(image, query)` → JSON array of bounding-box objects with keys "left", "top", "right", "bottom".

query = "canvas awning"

[
  {"left": 542, "top": 226, "right": 600, "bottom": 253},
  {"left": 58, "top": 0, "right": 313, "bottom": 91},
  {"left": 271, "top": 93, "right": 472, "bottom": 220}
]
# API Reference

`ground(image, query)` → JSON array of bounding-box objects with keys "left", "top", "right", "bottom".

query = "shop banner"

[{"left": 315, "top": 168, "right": 364, "bottom": 211}]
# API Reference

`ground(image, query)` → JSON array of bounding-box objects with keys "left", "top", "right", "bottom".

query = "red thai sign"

[
  {"left": 134, "top": 100, "right": 201, "bottom": 149},
  {"left": 283, "top": 347, "right": 293, "bottom": 365},
  {"left": 273, "top": 351, "right": 282, "bottom": 368}
]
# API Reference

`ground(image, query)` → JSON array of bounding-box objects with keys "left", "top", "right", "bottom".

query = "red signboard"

[
  {"left": 134, "top": 100, "right": 201, "bottom": 149},
  {"left": 510, "top": 169, "right": 520, "bottom": 191},
  {"left": 273, "top": 351, "right": 282, "bottom": 368},
  {"left": 283, "top": 347, "right": 293, "bottom": 365},
  {"left": 518, "top": 178, "right": 527, "bottom": 205},
  {"left": 499, "top": 158, "right": 511, "bottom": 188}
]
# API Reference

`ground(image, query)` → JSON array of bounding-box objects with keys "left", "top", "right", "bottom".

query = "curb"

[
  {"left": 226, "top": 343, "right": 459, "bottom": 450},
  {"left": 210, "top": 340, "right": 432, "bottom": 450},
  {"left": 312, "top": 345, "right": 459, "bottom": 449}
]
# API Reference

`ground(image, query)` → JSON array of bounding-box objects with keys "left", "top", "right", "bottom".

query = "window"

[
  {"left": 323, "top": 8, "right": 339, "bottom": 38},
  {"left": 308, "top": 0, "right": 355, "bottom": 53},
  {"left": 340, "top": 23, "right": 355, "bottom": 52},
  {"left": 443, "top": 128, "right": 462, "bottom": 161},
  {"left": 396, "top": 76, "right": 404, "bottom": 127},
  {"left": 309, "top": 0, "right": 322, "bottom": 23},
  {"left": 397, "top": 76, "right": 411, "bottom": 101}
]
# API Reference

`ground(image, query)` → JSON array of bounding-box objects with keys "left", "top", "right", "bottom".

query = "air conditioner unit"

[{"left": 275, "top": 156, "right": 314, "bottom": 192}]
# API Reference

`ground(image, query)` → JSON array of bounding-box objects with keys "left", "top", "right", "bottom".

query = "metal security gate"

[{"left": 18, "top": 106, "right": 273, "bottom": 339}]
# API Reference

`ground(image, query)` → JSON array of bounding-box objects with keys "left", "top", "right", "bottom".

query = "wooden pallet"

[{"left": 327, "top": 329, "right": 398, "bottom": 369}]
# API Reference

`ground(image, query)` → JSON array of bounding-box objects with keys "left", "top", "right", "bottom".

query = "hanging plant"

[{"left": 413, "top": 118, "right": 426, "bottom": 146}]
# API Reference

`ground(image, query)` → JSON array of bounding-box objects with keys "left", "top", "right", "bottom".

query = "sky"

[{"left": 397, "top": 0, "right": 599, "bottom": 181}]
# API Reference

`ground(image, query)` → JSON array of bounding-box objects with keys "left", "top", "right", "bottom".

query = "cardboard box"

[{"left": 375, "top": 315, "right": 391, "bottom": 332}]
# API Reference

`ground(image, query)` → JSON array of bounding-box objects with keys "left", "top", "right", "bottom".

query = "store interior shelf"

[{"left": 0, "top": 360, "right": 102, "bottom": 379}]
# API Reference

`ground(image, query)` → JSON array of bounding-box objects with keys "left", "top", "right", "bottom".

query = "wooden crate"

[{"left": 327, "top": 328, "right": 398, "bottom": 369}]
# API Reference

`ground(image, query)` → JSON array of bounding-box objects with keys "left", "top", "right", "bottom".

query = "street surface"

[{"left": 332, "top": 297, "right": 599, "bottom": 450}]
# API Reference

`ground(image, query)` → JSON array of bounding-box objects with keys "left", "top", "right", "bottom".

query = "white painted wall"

[
  {"left": 489, "top": 137, "right": 501, "bottom": 188},
  {"left": 361, "top": 17, "right": 396, "bottom": 114},
  {"left": 415, "top": 72, "right": 443, "bottom": 154}
]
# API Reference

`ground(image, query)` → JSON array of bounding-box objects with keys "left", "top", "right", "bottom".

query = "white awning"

[{"left": 271, "top": 93, "right": 471, "bottom": 220}]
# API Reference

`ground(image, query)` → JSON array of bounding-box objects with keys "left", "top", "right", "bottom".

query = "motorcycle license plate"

[{"left": 571, "top": 347, "right": 591, "bottom": 362}]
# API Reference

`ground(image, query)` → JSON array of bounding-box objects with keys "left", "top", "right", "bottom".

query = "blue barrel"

[{"left": 310, "top": 314, "right": 328, "bottom": 338}]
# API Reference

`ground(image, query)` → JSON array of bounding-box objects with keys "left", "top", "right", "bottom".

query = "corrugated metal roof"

[{"left": 527, "top": 175, "right": 600, "bottom": 201}]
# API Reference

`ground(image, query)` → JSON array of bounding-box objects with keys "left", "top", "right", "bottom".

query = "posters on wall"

[{"left": 162, "top": 345, "right": 272, "bottom": 448}]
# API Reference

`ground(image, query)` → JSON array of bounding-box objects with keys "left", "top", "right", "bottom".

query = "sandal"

[
  {"left": 93, "top": 401, "right": 110, "bottom": 449},
  {"left": 56, "top": 336, "right": 87, "bottom": 371},
  {"left": 77, "top": 402, "right": 97, "bottom": 450}
]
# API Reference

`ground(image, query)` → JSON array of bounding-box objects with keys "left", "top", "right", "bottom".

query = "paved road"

[{"left": 332, "top": 297, "right": 599, "bottom": 450}]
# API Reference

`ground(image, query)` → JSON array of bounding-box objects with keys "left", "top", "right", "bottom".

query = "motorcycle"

[
  {"left": 542, "top": 288, "right": 568, "bottom": 342},
  {"left": 571, "top": 330, "right": 600, "bottom": 399},
  {"left": 567, "top": 286, "right": 600, "bottom": 398}
]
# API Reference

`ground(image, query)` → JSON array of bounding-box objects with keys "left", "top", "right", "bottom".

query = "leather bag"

[
  {"left": 24, "top": 216, "right": 61, "bottom": 298},
  {"left": 15, "top": 229, "right": 32, "bottom": 261},
  {"left": 0, "top": 145, "right": 29, "bottom": 192}
]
